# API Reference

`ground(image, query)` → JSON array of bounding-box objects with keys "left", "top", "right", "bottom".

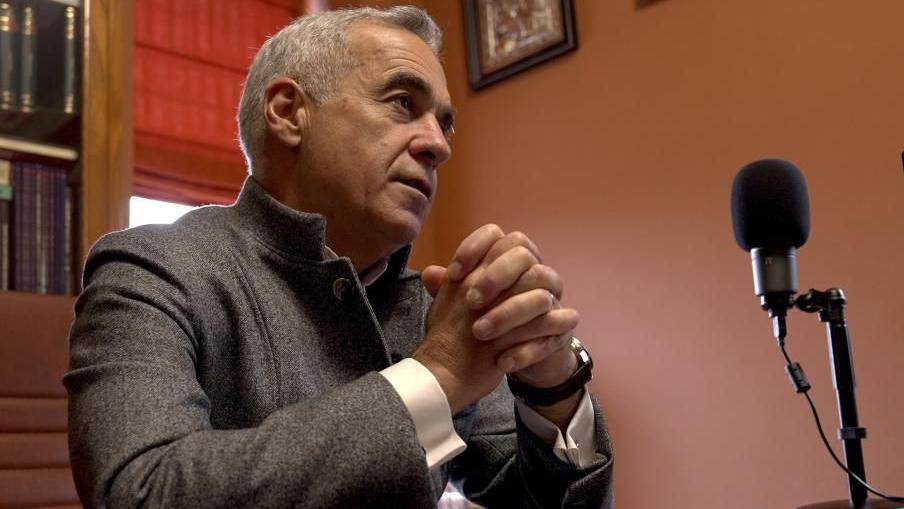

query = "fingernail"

[
  {"left": 447, "top": 261, "right": 462, "bottom": 280},
  {"left": 473, "top": 318, "right": 493, "bottom": 339},
  {"left": 466, "top": 288, "right": 484, "bottom": 307},
  {"left": 498, "top": 357, "right": 515, "bottom": 373}
]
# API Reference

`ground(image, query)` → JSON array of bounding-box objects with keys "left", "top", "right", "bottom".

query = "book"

[
  {"left": 63, "top": 180, "right": 72, "bottom": 294},
  {"left": 19, "top": 1, "right": 34, "bottom": 112},
  {"left": 53, "top": 165, "right": 65, "bottom": 293},
  {"left": 34, "top": 161, "right": 46, "bottom": 293},
  {"left": 0, "top": 1, "right": 18, "bottom": 111},
  {"left": 0, "top": 157, "right": 9, "bottom": 199},
  {"left": 62, "top": 5, "right": 75, "bottom": 113},
  {"left": 19, "top": 162, "right": 35, "bottom": 292},
  {"left": 0, "top": 158, "right": 10, "bottom": 290},
  {"left": 10, "top": 161, "right": 22, "bottom": 290},
  {"left": 0, "top": 196, "right": 8, "bottom": 291}
]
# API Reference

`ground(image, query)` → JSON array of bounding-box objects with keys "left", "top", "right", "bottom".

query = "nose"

[{"left": 409, "top": 115, "right": 452, "bottom": 169}]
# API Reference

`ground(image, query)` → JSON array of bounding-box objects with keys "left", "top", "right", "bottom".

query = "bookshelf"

[
  {"left": 0, "top": 0, "right": 132, "bottom": 297},
  {"left": 0, "top": 4, "right": 130, "bottom": 505}
]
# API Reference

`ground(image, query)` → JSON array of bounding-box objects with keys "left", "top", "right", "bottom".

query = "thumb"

[{"left": 421, "top": 265, "right": 447, "bottom": 297}]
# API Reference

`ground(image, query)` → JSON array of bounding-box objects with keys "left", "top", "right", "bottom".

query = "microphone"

[{"left": 730, "top": 159, "right": 811, "bottom": 339}]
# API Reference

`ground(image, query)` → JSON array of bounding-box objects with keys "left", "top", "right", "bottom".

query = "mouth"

[{"left": 396, "top": 177, "right": 433, "bottom": 200}]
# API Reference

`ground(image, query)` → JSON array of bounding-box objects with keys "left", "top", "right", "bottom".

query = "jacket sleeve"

[
  {"left": 447, "top": 359, "right": 615, "bottom": 508},
  {"left": 65, "top": 234, "right": 436, "bottom": 509}
]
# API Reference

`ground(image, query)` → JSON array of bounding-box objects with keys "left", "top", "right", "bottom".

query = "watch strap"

[{"left": 507, "top": 337, "right": 593, "bottom": 407}]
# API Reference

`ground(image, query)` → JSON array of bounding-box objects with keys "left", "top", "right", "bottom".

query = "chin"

[{"left": 382, "top": 213, "right": 425, "bottom": 248}]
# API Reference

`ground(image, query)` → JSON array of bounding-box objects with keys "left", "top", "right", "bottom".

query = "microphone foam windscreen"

[{"left": 731, "top": 159, "right": 811, "bottom": 251}]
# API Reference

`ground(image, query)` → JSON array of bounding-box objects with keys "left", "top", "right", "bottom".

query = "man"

[{"left": 66, "top": 6, "right": 613, "bottom": 508}]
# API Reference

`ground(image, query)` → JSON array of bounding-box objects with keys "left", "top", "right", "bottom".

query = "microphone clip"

[{"left": 794, "top": 288, "right": 847, "bottom": 323}]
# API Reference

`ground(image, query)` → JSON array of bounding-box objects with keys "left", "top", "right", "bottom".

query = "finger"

[
  {"left": 486, "top": 308, "right": 579, "bottom": 353},
  {"left": 495, "top": 333, "right": 572, "bottom": 373},
  {"left": 480, "top": 231, "right": 543, "bottom": 270},
  {"left": 472, "top": 262, "right": 563, "bottom": 310},
  {"left": 472, "top": 288, "right": 557, "bottom": 340},
  {"left": 421, "top": 265, "right": 447, "bottom": 298},
  {"left": 466, "top": 245, "right": 539, "bottom": 309},
  {"left": 447, "top": 224, "right": 505, "bottom": 282}
]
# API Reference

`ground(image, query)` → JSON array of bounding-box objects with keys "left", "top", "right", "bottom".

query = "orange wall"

[{"left": 401, "top": 1, "right": 904, "bottom": 507}]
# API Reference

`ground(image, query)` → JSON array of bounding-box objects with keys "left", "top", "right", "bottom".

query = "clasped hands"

[{"left": 414, "top": 224, "right": 581, "bottom": 416}]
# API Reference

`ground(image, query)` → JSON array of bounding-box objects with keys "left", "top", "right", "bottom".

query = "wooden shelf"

[{"left": 0, "top": 135, "right": 78, "bottom": 161}]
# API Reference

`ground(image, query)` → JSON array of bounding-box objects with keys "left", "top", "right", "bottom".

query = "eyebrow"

[{"left": 379, "top": 71, "right": 456, "bottom": 130}]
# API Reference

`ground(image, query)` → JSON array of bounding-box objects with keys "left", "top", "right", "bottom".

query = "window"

[{"left": 129, "top": 196, "right": 197, "bottom": 228}]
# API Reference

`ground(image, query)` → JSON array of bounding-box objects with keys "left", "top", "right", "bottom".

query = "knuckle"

[
  {"left": 513, "top": 245, "right": 536, "bottom": 263},
  {"left": 480, "top": 263, "right": 505, "bottom": 287},
  {"left": 508, "top": 231, "right": 529, "bottom": 246},
  {"left": 548, "top": 309, "right": 577, "bottom": 332},
  {"left": 541, "top": 289, "right": 556, "bottom": 310},
  {"left": 486, "top": 223, "right": 505, "bottom": 238},
  {"left": 547, "top": 266, "right": 562, "bottom": 288},
  {"left": 536, "top": 263, "right": 554, "bottom": 277},
  {"left": 490, "top": 303, "right": 513, "bottom": 325},
  {"left": 453, "top": 245, "right": 472, "bottom": 262},
  {"left": 525, "top": 264, "right": 544, "bottom": 281},
  {"left": 530, "top": 264, "right": 558, "bottom": 287}
]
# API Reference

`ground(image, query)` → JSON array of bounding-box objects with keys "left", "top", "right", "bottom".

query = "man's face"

[{"left": 296, "top": 22, "right": 454, "bottom": 260}]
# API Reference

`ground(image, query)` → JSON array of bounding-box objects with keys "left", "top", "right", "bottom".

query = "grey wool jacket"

[{"left": 65, "top": 177, "right": 614, "bottom": 509}]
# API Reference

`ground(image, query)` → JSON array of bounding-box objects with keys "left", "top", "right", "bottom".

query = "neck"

[
  {"left": 253, "top": 169, "right": 407, "bottom": 272},
  {"left": 325, "top": 228, "right": 395, "bottom": 273}
]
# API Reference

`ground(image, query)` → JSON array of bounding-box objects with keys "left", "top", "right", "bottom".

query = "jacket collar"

[{"left": 231, "top": 176, "right": 414, "bottom": 284}]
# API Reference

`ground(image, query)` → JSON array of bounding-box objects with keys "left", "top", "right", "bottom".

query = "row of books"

[
  {"left": 0, "top": 0, "right": 79, "bottom": 116},
  {"left": 0, "top": 158, "right": 75, "bottom": 294}
]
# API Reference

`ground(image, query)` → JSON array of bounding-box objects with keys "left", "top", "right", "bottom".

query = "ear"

[{"left": 263, "top": 78, "right": 308, "bottom": 148}]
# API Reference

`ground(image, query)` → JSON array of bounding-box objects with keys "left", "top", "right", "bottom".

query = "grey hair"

[{"left": 237, "top": 6, "right": 443, "bottom": 173}]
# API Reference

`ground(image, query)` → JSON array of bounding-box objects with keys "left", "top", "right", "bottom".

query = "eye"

[
  {"left": 440, "top": 116, "right": 455, "bottom": 140},
  {"left": 441, "top": 122, "right": 455, "bottom": 141},
  {"left": 395, "top": 94, "right": 415, "bottom": 113}
]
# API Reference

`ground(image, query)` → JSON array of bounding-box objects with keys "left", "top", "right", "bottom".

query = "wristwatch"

[{"left": 506, "top": 337, "right": 593, "bottom": 407}]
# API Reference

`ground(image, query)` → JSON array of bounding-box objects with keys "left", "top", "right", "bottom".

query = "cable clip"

[
  {"left": 785, "top": 362, "right": 811, "bottom": 393},
  {"left": 838, "top": 426, "right": 867, "bottom": 440}
]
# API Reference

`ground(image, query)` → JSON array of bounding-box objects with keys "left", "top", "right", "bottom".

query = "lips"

[{"left": 396, "top": 177, "right": 433, "bottom": 200}]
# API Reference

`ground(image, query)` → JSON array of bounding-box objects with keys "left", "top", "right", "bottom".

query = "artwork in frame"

[{"left": 463, "top": 0, "right": 577, "bottom": 90}]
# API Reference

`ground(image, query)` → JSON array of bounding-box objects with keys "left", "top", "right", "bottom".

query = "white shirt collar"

[{"left": 322, "top": 246, "right": 390, "bottom": 287}]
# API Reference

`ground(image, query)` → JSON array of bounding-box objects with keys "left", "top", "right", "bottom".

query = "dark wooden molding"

[{"left": 81, "top": 0, "right": 133, "bottom": 257}]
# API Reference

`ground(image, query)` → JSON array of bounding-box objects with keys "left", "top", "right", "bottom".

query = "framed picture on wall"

[{"left": 463, "top": 0, "right": 577, "bottom": 90}]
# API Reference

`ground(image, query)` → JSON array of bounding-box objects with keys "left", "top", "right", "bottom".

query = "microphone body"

[
  {"left": 731, "top": 159, "right": 810, "bottom": 319},
  {"left": 751, "top": 246, "right": 798, "bottom": 312}
]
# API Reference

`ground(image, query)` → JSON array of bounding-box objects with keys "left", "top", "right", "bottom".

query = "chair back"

[{"left": 0, "top": 291, "right": 80, "bottom": 508}]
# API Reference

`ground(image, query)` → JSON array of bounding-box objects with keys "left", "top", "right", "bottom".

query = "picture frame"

[{"left": 463, "top": 0, "right": 577, "bottom": 90}]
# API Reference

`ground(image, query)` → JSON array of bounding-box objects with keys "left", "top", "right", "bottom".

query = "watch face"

[
  {"left": 578, "top": 349, "right": 591, "bottom": 365},
  {"left": 572, "top": 337, "right": 593, "bottom": 370}
]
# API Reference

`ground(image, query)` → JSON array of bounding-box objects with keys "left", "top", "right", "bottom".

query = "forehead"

[{"left": 341, "top": 22, "right": 449, "bottom": 101}]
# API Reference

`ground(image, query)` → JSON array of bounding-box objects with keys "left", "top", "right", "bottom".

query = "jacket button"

[{"left": 332, "top": 278, "right": 354, "bottom": 301}]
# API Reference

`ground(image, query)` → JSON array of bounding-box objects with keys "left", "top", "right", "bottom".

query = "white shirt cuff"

[
  {"left": 380, "top": 358, "right": 467, "bottom": 469},
  {"left": 516, "top": 389, "right": 598, "bottom": 468}
]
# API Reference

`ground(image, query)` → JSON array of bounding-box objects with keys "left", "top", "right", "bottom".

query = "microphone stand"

[{"left": 792, "top": 289, "right": 900, "bottom": 509}]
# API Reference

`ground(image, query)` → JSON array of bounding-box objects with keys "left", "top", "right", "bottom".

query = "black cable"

[
  {"left": 779, "top": 340, "right": 793, "bottom": 365},
  {"left": 779, "top": 343, "right": 904, "bottom": 502}
]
